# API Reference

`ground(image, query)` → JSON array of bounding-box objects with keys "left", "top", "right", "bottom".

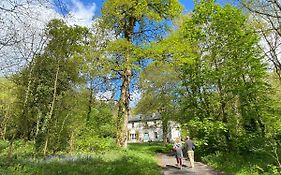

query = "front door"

[{"left": 144, "top": 133, "right": 149, "bottom": 142}]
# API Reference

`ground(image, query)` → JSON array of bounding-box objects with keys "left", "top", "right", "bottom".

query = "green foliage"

[
  {"left": 202, "top": 151, "right": 280, "bottom": 175},
  {"left": 101, "top": 0, "right": 183, "bottom": 35},
  {"left": 0, "top": 78, "right": 17, "bottom": 140},
  {"left": 10, "top": 19, "right": 90, "bottom": 152},
  {"left": 1, "top": 0, "right": 281, "bottom": 174},
  {"left": 75, "top": 132, "right": 116, "bottom": 152},
  {"left": 0, "top": 143, "right": 162, "bottom": 175},
  {"left": 0, "top": 140, "right": 34, "bottom": 159},
  {"left": 175, "top": 0, "right": 269, "bottom": 153},
  {"left": 187, "top": 119, "right": 227, "bottom": 155},
  {"left": 128, "top": 142, "right": 172, "bottom": 154}
]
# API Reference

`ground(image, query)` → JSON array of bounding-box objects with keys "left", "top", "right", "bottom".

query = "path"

[{"left": 156, "top": 153, "right": 225, "bottom": 175}]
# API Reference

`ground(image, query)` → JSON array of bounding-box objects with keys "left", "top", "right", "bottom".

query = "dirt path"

[{"left": 156, "top": 153, "right": 225, "bottom": 175}]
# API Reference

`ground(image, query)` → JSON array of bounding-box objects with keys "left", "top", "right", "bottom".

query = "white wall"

[{"left": 128, "top": 120, "right": 180, "bottom": 143}]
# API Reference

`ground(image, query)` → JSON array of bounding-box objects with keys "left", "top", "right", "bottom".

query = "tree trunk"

[
  {"left": 35, "top": 109, "right": 42, "bottom": 137},
  {"left": 39, "top": 63, "right": 59, "bottom": 154},
  {"left": 8, "top": 141, "right": 13, "bottom": 160},
  {"left": 19, "top": 60, "right": 36, "bottom": 139},
  {"left": 41, "top": 63, "right": 59, "bottom": 133},
  {"left": 116, "top": 68, "right": 131, "bottom": 148},
  {"left": 215, "top": 60, "right": 231, "bottom": 149},
  {"left": 162, "top": 119, "right": 168, "bottom": 144},
  {"left": 86, "top": 83, "right": 94, "bottom": 123},
  {"left": 116, "top": 16, "right": 135, "bottom": 148},
  {"left": 69, "top": 131, "right": 74, "bottom": 155},
  {"left": 43, "top": 135, "right": 49, "bottom": 156}
]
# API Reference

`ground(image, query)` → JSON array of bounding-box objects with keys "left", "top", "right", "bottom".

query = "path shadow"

[
  {"left": 161, "top": 164, "right": 198, "bottom": 175},
  {"left": 165, "top": 164, "right": 180, "bottom": 169}
]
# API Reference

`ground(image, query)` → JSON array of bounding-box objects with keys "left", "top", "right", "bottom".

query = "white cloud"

[
  {"left": 66, "top": 0, "right": 96, "bottom": 27},
  {"left": 130, "top": 90, "right": 142, "bottom": 108},
  {"left": 0, "top": 1, "right": 60, "bottom": 74},
  {"left": 0, "top": 0, "right": 97, "bottom": 75},
  {"left": 95, "top": 91, "right": 113, "bottom": 101}
]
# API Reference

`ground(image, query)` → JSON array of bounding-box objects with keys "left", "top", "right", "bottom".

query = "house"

[{"left": 127, "top": 113, "right": 181, "bottom": 143}]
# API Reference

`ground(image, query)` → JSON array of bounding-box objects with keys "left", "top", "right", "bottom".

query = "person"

[
  {"left": 173, "top": 137, "right": 184, "bottom": 170},
  {"left": 185, "top": 136, "right": 195, "bottom": 168}
]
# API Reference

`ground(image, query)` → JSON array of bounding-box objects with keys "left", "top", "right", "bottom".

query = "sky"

[
  {"left": 0, "top": 0, "right": 235, "bottom": 105},
  {"left": 53, "top": 0, "right": 236, "bottom": 27},
  {"left": 66, "top": 0, "right": 195, "bottom": 17}
]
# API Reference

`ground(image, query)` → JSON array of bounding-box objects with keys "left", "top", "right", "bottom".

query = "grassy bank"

[
  {"left": 0, "top": 141, "right": 166, "bottom": 175},
  {"left": 202, "top": 151, "right": 280, "bottom": 175}
]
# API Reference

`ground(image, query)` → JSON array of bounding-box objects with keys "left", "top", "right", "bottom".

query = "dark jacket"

[{"left": 185, "top": 139, "right": 195, "bottom": 151}]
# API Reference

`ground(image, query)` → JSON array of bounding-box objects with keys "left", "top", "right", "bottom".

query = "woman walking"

[{"left": 173, "top": 137, "right": 184, "bottom": 170}]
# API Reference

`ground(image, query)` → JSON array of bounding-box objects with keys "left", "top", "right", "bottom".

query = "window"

[
  {"left": 130, "top": 134, "right": 136, "bottom": 140},
  {"left": 132, "top": 122, "right": 134, "bottom": 128},
  {"left": 154, "top": 132, "right": 158, "bottom": 139}
]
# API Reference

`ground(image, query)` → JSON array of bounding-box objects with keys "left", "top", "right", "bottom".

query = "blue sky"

[
  {"left": 71, "top": 0, "right": 236, "bottom": 15},
  {"left": 66, "top": 0, "right": 195, "bottom": 17},
  {"left": 57, "top": 0, "right": 237, "bottom": 27},
  {"left": 54, "top": 0, "right": 236, "bottom": 105}
]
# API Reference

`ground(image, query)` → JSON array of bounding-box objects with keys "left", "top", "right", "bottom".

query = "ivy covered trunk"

[{"left": 117, "top": 68, "right": 131, "bottom": 148}]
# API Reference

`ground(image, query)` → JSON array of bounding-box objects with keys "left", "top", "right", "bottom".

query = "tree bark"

[
  {"left": 116, "top": 68, "right": 131, "bottom": 148},
  {"left": 86, "top": 82, "right": 94, "bottom": 123},
  {"left": 39, "top": 62, "right": 59, "bottom": 154},
  {"left": 162, "top": 118, "right": 168, "bottom": 144},
  {"left": 43, "top": 135, "right": 48, "bottom": 156},
  {"left": 19, "top": 59, "right": 36, "bottom": 139},
  {"left": 116, "top": 16, "right": 135, "bottom": 148}
]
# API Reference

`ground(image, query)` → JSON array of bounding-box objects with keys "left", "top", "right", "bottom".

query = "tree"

[
  {"left": 13, "top": 19, "right": 89, "bottom": 154},
  {"left": 239, "top": 0, "right": 281, "bottom": 81},
  {"left": 175, "top": 0, "right": 268, "bottom": 153},
  {"left": 135, "top": 62, "right": 180, "bottom": 144},
  {"left": 0, "top": 0, "right": 58, "bottom": 74},
  {"left": 100, "top": 0, "right": 183, "bottom": 148}
]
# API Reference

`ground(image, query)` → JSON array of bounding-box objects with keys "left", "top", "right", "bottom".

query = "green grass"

[
  {"left": 0, "top": 141, "right": 165, "bottom": 175},
  {"left": 202, "top": 151, "right": 281, "bottom": 175},
  {"left": 128, "top": 142, "right": 172, "bottom": 155}
]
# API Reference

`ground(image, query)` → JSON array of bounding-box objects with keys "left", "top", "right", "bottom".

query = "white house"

[{"left": 127, "top": 113, "right": 181, "bottom": 143}]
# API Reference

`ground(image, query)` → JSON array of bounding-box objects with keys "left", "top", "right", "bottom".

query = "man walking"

[{"left": 185, "top": 136, "right": 195, "bottom": 168}]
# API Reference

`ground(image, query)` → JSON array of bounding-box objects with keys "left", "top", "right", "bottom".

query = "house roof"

[{"left": 128, "top": 113, "right": 161, "bottom": 123}]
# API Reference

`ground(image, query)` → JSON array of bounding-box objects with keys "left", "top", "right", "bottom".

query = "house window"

[
  {"left": 145, "top": 122, "right": 148, "bottom": 127},
  {"left": 154, "top": 132, "right": 158, "bottom": 139},
  {"left": 130, "top": 134, "right": 136, "bottom": 140},
  {"left": 132, "top": 122, "right": 134, "bottom": 128}
]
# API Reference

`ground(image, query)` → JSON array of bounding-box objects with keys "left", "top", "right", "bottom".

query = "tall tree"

[
  {"left": 174, "top": 1, "right": 268, "bottom": 152},
  {"left": 13, "top": 19, "right": 89, "bottom": 153},
  {"left": 135, "top": 62, "right": 180, "bottom": 144},
  {"left": 100, "top": 0, "right": 183, "bottom": 147},
  {"left": 239, "top": 0, "right": 281, "bottom": 81}
]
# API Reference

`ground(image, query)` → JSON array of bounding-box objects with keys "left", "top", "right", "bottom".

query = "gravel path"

[{"left": 156, "top": 153, "right": 226, "bottom": 175}]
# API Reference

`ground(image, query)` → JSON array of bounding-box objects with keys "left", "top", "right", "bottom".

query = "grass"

[
  {"left": 128, "top": 142, "right": 172, "bottom": 155},
  {"left": 0, "top": 141, "right": 166, "bottom": 175},
  {"left": 202, "top": 151, "right": 281, "bottom": 175}
]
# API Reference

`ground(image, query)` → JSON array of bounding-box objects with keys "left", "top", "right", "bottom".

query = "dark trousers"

[{"left": 176, "top": 157, "right": 182, "bottom": 166}]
